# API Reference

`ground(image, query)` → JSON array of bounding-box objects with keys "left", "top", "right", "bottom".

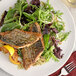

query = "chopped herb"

[{"left": 18, "top": 49, "right": 23, "bottom": 59}]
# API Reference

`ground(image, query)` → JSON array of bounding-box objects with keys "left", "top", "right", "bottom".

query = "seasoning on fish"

[
  {"left": 0, "top": 29, "right": 42, "bottom": 49},
  {"left": 30, "top": 22, "right": 44, "bottom": 48},
  {"left": 22, "top": 39, "right": 44, "bottom": 70}
]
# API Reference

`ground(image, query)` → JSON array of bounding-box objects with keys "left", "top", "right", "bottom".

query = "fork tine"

[
  {"left": 69, "top": 66, "right": 76, "bottom": 73},
  {"left": 66, "top": 62, "right": 75, "bottom": 70},
  {"left": 68, "top": 65, "right": 75, "bottom": 72},
  {"left": 65, "top": 61, "right": 73, "bottom": 68}
]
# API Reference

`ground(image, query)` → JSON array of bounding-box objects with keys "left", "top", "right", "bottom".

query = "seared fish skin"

[
  {"left": 21, "top": 22, "right": 44, "bottom": 70},
  {"left": 30, "top": 22, "right": 44, "bottom": 48},
  {"left": 30, "top": 22, "right": 41, "bottom": 33},
  {"left": 0, "top": 29, "right": 41, "bottom": 49},
  {"left": 22, "top": 39, "right": 44, "bottom": 70}
]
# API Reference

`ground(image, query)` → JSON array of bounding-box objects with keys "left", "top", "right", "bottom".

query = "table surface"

[{"left": 0, "top": 3, "right": 76, "bottom": 76}]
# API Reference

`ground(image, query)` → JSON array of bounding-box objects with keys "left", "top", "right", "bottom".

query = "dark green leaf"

[
  {"left": 50, "top": 53, "right": 59, "bottom": 62},
  {"left": 4, "top": 8, "right": 15, "bottom": 21},
  {"left": 55, "top": 10, "right": 63, "bottom": 17},
  {"left": 51, "top": 21, "right": 64, "bottom": 32},
  {"left": 21, "top": 24, "right": 29, "bottom": 31},
  {"left": 57, "top": 32, "right": 70, "bottom": 42},
  {"left": 23, "top": 12, "right": 36, "bottom": 21},
  {"left": 43, "top": 34, "right": 50, "bottom": 50},
  {"left": 18, "top": 49, "right": 23, "bottom": 59},
  {"left": 1, "top": 22, "right": 21, "bottom": 32},
  {"left": 43, "top": 45, "right": 59, "bottom": 62},
  {"left": 22, "top": 4, "right": 28, "bottom": 11},
  {"left": 4, "top": 17, "right": 18, "bottom": 24},
  {"left": 14, "top": 0, "right": 27, "bottom": 23}
]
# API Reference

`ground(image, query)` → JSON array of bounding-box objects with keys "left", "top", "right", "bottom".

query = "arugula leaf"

[
  {"left": 22, "top": 4, "right": 28, "bottom": 11},
  {"left": 56, "top": 32, "right": 70, "bottom": 42},
  {"left": 42, "top": 33, "right": 59, "bottom": 62},
  {"left": 15, "top": 0, "right": 22, "bottom": 12},
  {"left": 55, "top": 10, "right": 63, "bottom": 18},
  {"left": 21, "top": 24, "right": 30, "bottom": 31},
  {"left": 43, "top": 45, "right": 59, "bottom": 62},
  {"left": 41, "top": 0, "right": 54, "bottom": 12},
  {"left": 50, "top": 52, "right": 59, "bottom": 62},
  {"left": 23, "top": 12, "right": 36, "bottom": 21},
  {"left": 38, "top": 8, "right": 52, "bottom": 24},
  {"left": 14, "top": 0, "right": 22, "bottom": 23},
  {"left": 4, "top": 17, "right": 18, "bottom": 24},
  {"left": 4, "top": 8, "right": 16, "bottom": 22},
  {"left": 21, "top": 0, "right": 26, "bottom": 3},
  {"left": 14, "top": 0, "right": 27, "bottom": 24},
  {"left": 51, "top": 21, "right": 64, "bottom": 32},
  {"left": 1, "top": 22, "right": 21, "bottom": 32},
  {"left": 43, "top": 34, "right": 50, "bottom": 50}
]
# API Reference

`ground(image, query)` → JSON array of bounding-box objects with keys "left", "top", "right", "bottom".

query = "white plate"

[{"left": 0, "top": 0, "right": 75, "bottom": 76}]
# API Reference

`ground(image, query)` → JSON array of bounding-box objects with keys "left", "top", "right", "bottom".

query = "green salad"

[{"left": 0, "top": 0, "right": 70, "bottom": 65}]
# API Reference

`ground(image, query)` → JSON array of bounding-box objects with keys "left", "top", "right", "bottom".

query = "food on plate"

[
  {"left": 0, "top": 29, "right": 41, "bottom": 48},
  {"left": 30, "top": 22, "right": 41, "bottom": 33},
  {"left": 3, "top": 45, "right": 15, "bottom": 56},
  {"left": 0, "top": 0, "right": 70, "bottom": 70},
  {"left": 22, "top": 39, "right": 44, "bottom": 70},
  {"left": 30, "top": 22, "right": 44, "bottom": 48},
  {"left": 9, "top": 52, "right": 21, "bottom": 65},
  {"left": 0, "top": 47, "right": 9, "bottom": 54}
]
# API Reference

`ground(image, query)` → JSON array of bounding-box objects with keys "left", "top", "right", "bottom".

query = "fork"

[{"left": 59, "top": 61, "right": 76, "bottom": 76}]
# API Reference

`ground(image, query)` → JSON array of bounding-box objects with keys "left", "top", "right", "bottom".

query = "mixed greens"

[{"left": 0, "top": 0, "right": 70, "bottom": 63}]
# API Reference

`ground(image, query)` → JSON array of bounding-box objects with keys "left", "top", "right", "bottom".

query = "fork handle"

[{"left": 58, "top": 74, "right": 63, "bottom": 76}]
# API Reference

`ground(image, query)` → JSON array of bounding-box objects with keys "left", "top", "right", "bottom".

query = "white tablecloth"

[{"left": 0, "top": 4, "right": 76, "bottom": 76}]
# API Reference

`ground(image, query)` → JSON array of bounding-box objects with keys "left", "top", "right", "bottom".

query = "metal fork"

[{"left": 59, "top": 61, "right": 76, "bottom": 76}]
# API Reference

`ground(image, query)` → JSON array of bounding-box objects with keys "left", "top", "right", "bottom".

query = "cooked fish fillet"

[
  {"left": 30, "top": 22, "right": 41, "bottom": 33},
  {"left": 0, "top": 29, "right": 41, "bottom": 49},
  {"left": 30, "top": 22, "right": 44, "bottom": 48},
  {"left": 22, "top": 39, "right": 44, "bottom": 70}
]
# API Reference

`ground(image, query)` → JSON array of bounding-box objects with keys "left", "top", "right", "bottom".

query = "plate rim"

[{"left": 0, "top": 0, "right": 76, "bottom": 76}]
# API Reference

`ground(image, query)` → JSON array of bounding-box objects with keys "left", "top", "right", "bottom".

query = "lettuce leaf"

[
  {"left": 1, "top": 22, "right": 21, "bottom": 32},
  {"left": 56, "top": 32, "right": 70, "bottom": 42},
  {"left": 4, "top": 8, "right": 16, "bottom": 23}
]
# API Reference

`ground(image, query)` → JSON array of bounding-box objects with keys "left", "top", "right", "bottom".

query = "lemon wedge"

[{"left": 3, "top": 45, "right": 15, "bottom": 56}]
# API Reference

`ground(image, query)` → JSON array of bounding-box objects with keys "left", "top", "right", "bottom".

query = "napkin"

[{"left": 49, "top": 51, "right": 76, "bottom": 76}]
